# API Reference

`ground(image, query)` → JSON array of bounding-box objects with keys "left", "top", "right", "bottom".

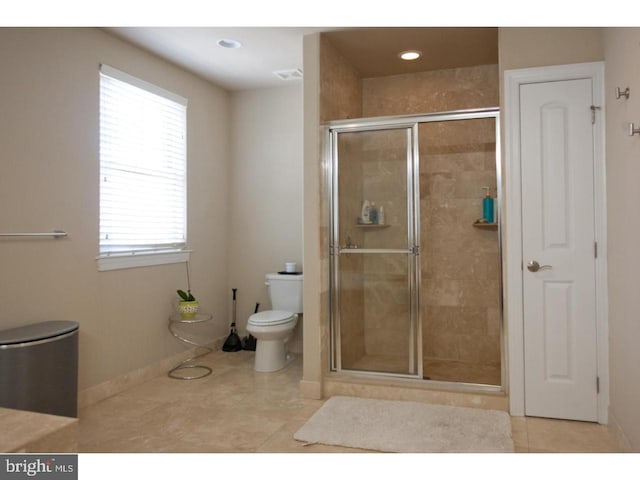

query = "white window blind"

[{"left": 98, "top": 64, "right": 188, "bottom": 267}]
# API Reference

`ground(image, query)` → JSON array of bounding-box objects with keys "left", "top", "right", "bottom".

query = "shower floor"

[
  {"left": 347, "top": 354, "right": 500, "bottom": 386},
  {"left": 423, "top": 358, "right": 500, "bottom": 385}
]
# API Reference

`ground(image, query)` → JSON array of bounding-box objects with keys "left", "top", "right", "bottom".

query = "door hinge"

[
  {"left": 597, "top": 376, "right": 600, "bottom": 394},
  {"left": 594, "top": 241, "right": 598, "bottom": 259},
  {"left": 590, "top": 105, "right": 601, "bottom": 125}
]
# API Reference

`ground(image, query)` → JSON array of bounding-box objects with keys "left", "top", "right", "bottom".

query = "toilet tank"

[{"left": 266, "top": 273, "right": 303, "bottom": 313}]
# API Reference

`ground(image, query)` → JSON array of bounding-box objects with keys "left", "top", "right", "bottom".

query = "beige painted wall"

[
  {"left": 228, "top": 85, "right": 303, "bottom": 347},
  {"left": 0, "top": 28, "right": 230, "bottom": 391},
  {"left": 499, "top": 27, "right": 604, "bottom": 71},
  {"left": 301, "top": 33, "right": 323, "bottom": 397},
  {"left": 603, "top": 27, "right": 640, "bottom": 452}
]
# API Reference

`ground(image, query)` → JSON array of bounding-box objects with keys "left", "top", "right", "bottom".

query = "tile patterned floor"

[{"left": 78, "top": 349, "right": 621, "bottom": 453}]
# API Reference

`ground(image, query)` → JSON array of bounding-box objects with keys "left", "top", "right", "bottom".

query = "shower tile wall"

[
  {"left": 361, "top": 130, "right": 411, "bottom": 366},
  {"left": 337, "top": 133, "right": 365, "bottom": 368},
  {"left": 362, "top": 65, "right": 501, "bottom": 384},
  {"left": 320, "top": 31, "right": 501, "bottom": 384},
  {"left": 362, "top": 65, "right": 499, "bottom": 117},
  {"left": 320, "top": 37, "right": 362, "bottom": 123},
  {"left": 419, "top": 119, "right": 500, "bottom": 385}
]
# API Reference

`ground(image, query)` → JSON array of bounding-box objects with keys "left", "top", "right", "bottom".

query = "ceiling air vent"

[{"left": 273, "top": 68, "right": 303, "bottom": 81}]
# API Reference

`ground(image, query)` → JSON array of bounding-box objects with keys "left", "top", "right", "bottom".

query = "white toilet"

[{"left": 247, "top": 273, "right": 303, "bottom": 372}]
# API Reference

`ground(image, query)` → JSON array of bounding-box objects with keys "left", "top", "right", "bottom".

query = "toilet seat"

[{"left": 248, "top": 310, "right": 296, "bottom": 327}]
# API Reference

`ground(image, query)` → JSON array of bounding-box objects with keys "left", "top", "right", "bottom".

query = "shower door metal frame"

[
  {"left": 327, "top": 107, "right": 503, "bottom": 391},
  {"left": 328, "top": 122, "right": 422, "bottom": 379}
]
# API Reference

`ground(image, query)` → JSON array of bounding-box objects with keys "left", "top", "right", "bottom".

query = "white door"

[{"left": 520, "top": 78, "right": 599, "bottom": 422}]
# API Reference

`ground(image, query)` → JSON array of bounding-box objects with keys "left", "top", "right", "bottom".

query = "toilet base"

[{"left": 254, "top": 339, "right": 290, "bottom": 372}]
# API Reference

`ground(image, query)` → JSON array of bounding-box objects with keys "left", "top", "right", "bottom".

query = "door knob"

[{"left": 527, "top": 260, "right": 552, "bottom": 272}]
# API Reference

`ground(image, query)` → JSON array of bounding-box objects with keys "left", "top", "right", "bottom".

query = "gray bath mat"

[{"left": 294, "top": 396, "right": 514, "bottom": 453}]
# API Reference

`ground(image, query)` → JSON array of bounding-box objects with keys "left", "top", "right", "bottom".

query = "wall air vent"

[{"left": 273, "top": 68, "right": 303, "bottom": 81}]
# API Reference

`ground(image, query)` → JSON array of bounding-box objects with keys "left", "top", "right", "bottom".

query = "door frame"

[{"left": 503, "top": 62, "right": 609, "bottom": 423}]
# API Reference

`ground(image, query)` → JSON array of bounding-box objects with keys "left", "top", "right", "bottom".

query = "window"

[{"left": 97, "top": 64, "right": 189, "bottom": 271}]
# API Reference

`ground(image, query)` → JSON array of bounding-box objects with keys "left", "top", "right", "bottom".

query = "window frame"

[{"left": 96, "top": 64, "right": 190, "bottom": 272}]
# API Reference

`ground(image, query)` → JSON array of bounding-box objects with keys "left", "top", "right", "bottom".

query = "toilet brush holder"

[{"left": 242, "top": 302, "right": 260, "bottom": 351}]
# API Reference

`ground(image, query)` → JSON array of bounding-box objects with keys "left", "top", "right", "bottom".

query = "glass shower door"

[{"left": 330, "top": 125, "right": 421, "bottom": 377}]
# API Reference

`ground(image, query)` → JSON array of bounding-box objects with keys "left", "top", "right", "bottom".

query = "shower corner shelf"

[
  {"left": 354, "top": 223, "right": 391, "bottom": 229},
  {"left": 472, "top": 221, "right": 498, "bottom": 230}
]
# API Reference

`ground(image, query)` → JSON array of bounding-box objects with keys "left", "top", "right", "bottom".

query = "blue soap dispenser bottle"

[{"left": 482, "top": 187, "right": 494, "bottom": 224}]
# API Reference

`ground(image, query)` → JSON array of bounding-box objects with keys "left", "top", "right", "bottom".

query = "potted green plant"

[{"left": 177, "top": 289, "right": 199, "bottom": 319}]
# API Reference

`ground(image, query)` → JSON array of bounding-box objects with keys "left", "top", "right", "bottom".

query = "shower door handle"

[{"left": 526, "top": 260, "right": 552, "bottom": 272}]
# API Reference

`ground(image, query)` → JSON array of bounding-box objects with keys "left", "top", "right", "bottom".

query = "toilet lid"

[{"left": 248, "top": 310, "right": 296, "bottom": 326}]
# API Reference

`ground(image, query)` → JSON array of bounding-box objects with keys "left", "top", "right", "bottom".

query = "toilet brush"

[{"left": 222, "top": 288, "right": 242, "bottom": 352}]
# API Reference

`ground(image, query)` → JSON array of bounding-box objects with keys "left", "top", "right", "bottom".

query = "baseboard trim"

[
  {"left": 299, "top": 380, "right": 322, "bottom": 399},
  {"left": 608, "top": 407, "right": 635, "bottom": 452},
  {"left": 78, "top": 336, "right": 226, "bottom": 409}
]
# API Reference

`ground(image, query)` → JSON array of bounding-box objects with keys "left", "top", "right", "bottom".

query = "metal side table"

[{"left": 168, "top": 313, "right": 213, "bottom": 380}]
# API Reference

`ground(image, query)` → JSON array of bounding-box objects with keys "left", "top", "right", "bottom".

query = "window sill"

[{"left": 97, "top": 249, "right": 191, "bottom": 272}]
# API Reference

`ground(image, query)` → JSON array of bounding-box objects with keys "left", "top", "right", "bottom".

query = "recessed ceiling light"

[
  {"left": 217, "top": 38, "right": 242, "bottom": 49},
  {"left": 399, "top": 50, "right": 422, "bottom": 61}
]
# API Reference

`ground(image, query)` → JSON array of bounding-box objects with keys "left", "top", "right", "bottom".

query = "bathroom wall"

[
  {"left": 603, "top": 27, "right": 640, "bottom": 452},
  {"left": 499, "top": 27, "right": 604, "bottom": 72},
  {"left": 301, "top": 33, "right": 323, "bottom": 397},
  {"left": 228, "top": 85, "right": 303, "bottom": 351},
  {"left": 0, "top": 28, "right": 230, "bottom": 391},
  {"left": 320, "top": 36, "right": 362, "bottom": 123},
  {"left": 362, "top": 65, "right": 499, "bottom": 117},
  {"left": 362, "top": 65, "right": 501, "bottom": 383}
]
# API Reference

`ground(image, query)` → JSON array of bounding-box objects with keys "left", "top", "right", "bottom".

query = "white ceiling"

[
  {"left": 105, "top": 27, "right": 500, "bottom": 93},
  {"left": 106, "top": 27, "right": 333, "bottom": 91}
]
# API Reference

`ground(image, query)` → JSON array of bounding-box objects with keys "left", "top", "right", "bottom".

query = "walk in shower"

[{"left": 328, "top": 107, "right": 502, "bottom": 388}]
